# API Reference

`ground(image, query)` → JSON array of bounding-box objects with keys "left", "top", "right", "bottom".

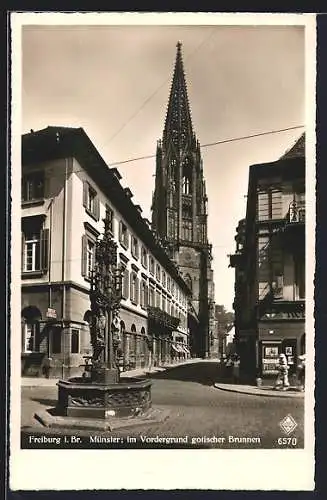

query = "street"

[{"left": 21, "top": 361, "right": 304, "bottom": 449}]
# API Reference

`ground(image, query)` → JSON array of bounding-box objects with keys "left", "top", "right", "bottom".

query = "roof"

[
  {"left": 22, "top": 126, "right": 192, "bottom": 296},
  {"left": 279, "top": 133, "right": 305, "bottom": 160}
]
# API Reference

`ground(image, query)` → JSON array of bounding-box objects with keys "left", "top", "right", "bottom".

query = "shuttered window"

[
  {"left": 130, "top": 272, "right": 139, "bottom": 305},
  {"left": 22, "top": 218, "right": 48, "bottom": 273},
  {"left": 119, "top": 221, "right": 129, "bottom": 249},
  {"left": 83, "top": 180, "right": 100, "bottom": 221},
  {"left": 81, "top": 234, "right": 96, "bottom": 279},
  {"left": 122, "top": 267, "right": 129, "bottom": 300}
]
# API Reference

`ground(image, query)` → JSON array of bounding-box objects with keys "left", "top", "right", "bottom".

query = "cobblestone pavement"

[{"left": 21, "top": 361, "right": 304, "bottom": 449}]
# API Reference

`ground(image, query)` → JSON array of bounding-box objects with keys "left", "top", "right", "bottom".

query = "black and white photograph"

[{"left": 10, "top": 12, "right": 316, "bottom": 491}]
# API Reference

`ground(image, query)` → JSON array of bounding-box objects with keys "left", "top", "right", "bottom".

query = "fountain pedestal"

[{"left": 57, "top": 377, "right": 152, "bottom": 419}]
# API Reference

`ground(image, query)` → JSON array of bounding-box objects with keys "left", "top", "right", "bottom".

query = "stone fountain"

[{"left": 56, "top": 212, "right": 152, "bottom": 421}]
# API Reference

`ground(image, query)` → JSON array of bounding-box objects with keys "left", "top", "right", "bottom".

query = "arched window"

[
  {"left": 131, "top": 324, "right": 136, "bottom": 333},
  {"left": 120, "top": 320, "right": 126, "bottom": 334},
  {"left": 83, "top": 310, "right": 92, "bottom": 325},
  {"left": 21, "top": 306, "right": 42, "bottom": 353},
  {"left": 141, "top": 327, "right": 146, "bottom": 335}
]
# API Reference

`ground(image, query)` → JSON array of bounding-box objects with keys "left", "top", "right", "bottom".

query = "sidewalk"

[
  {"left": 21, "top": 358, "right": 207, "bottom": 387},
  {"left": 214, "top": 382, "right": 304, "bottom": 398}
]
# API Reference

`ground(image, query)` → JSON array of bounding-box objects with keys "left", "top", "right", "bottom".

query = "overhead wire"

[{"left": 33, "top": 124, "right": 305, "bottom": 179}]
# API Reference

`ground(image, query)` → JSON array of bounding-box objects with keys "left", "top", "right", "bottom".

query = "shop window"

[
  {"left": 83, "top": 181, "right": 100, "bottom": 221},
  {"left": 22, "top": 171, "right": 44, "bottom": 203},
  {"left": 71, "top": 329, "right": 80, "bottom": 354}
]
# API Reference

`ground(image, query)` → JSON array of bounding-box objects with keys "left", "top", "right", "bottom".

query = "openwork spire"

[{"left": 163, "top": 41, "right": 194, "bottom": 148}]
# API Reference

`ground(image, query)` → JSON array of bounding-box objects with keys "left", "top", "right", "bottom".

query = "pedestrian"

[
  {"left": 297, "top": 354, "right": 305, "bottom": 391},
  {"left": 225, "top": 356, "right": 233, "bottom": 379},
  {"left": 275, "top": 353, "right": 290, "bottom": 391},
  {"left": 232, "top": 354, "right": 240, "bottom": 384}
]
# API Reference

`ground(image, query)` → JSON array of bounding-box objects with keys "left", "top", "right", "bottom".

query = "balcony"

[{"left": 287, "top": 200, "right": 305, "bottom": 224}]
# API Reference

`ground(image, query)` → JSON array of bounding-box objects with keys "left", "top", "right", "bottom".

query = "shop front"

[{"left": 259, "top": 321, "right": 305, "bottom": 380}]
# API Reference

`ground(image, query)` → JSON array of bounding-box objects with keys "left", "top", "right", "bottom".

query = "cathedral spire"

[{"left": 163, "top": 41, "right": 194, "bottom": 147}]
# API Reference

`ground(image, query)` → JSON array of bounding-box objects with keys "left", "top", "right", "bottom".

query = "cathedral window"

[
  {"left": 182, "top": 203, "right": 192, "bottom": 219},
  {"left": 182, "top": 220, "right": 193, "bottom": 241},
  {"left": 184, "top": 274, "right": 192, "bottom": 292},
  {"left": 182, "top": 176, "right": 191, "bottom": 195}
]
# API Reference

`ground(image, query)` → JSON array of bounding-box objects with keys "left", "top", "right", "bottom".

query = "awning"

[
  {"left": 182, "top": 346, "right": 190, "bottom": 354},
  {"left": 171, "top": 344, "right": 179, "bottom": 352}
]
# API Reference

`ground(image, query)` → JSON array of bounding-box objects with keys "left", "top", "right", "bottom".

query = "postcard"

[{"left": 9, "top": 11, "right": 316, "bottom": 491}]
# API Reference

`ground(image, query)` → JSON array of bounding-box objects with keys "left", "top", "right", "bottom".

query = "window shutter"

[
  {"left": 123, "top": 269, "right": 129, "bottom": 299},
  {"left": 81, "top": 235, "right": 87, "bottom": 276},
  {"left": 40, "top": 228, "right": 49, "bottom": 272},
  {"left": 94, "top": 196, "right": 100, "bottom": 221},
  {"left": 135, "top": 277, "right": 139, "bottom": 304},
  {"left": 83, "top": 181, "right": 88, "bottom": 208},
  {"left": 119, "top": 221, "right": 122, "bottom": 242},
  {"left": 21, "top": 231, "right": 25, "bottom": 271}
]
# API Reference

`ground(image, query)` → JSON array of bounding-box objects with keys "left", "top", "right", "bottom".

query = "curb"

[
  {"left": 214, "top": 383, "right": 304, "bottom": 398},
  {"left": 34, "top": 406, "right": 170, "bottom": 432}
]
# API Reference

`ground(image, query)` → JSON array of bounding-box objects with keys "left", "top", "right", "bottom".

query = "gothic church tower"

[{"left": 151, "top": 42, "right": 216, "bottom": 358}]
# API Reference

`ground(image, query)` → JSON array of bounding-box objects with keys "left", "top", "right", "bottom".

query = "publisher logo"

[{"left": 279, "top": 414, "right": 298, "bottom": 435}]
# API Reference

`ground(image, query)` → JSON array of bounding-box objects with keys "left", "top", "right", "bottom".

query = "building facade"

[
  {"left": 230, "top": 134, "right": 305, "bottom": 382},
  {"left": 21, "top": 126, "right": 191, "bottom": 378},
  {"left": 151, "top": 42, "right": 216, "bottom": 358}
]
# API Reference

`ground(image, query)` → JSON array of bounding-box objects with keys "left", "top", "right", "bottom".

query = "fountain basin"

[{"left": 57, "top": 377, "right": 152, "bottom": 419}]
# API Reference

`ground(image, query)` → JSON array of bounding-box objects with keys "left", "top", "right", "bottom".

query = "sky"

[{"left": 21, "top": 19, "right": 305, "bottom": 311}]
